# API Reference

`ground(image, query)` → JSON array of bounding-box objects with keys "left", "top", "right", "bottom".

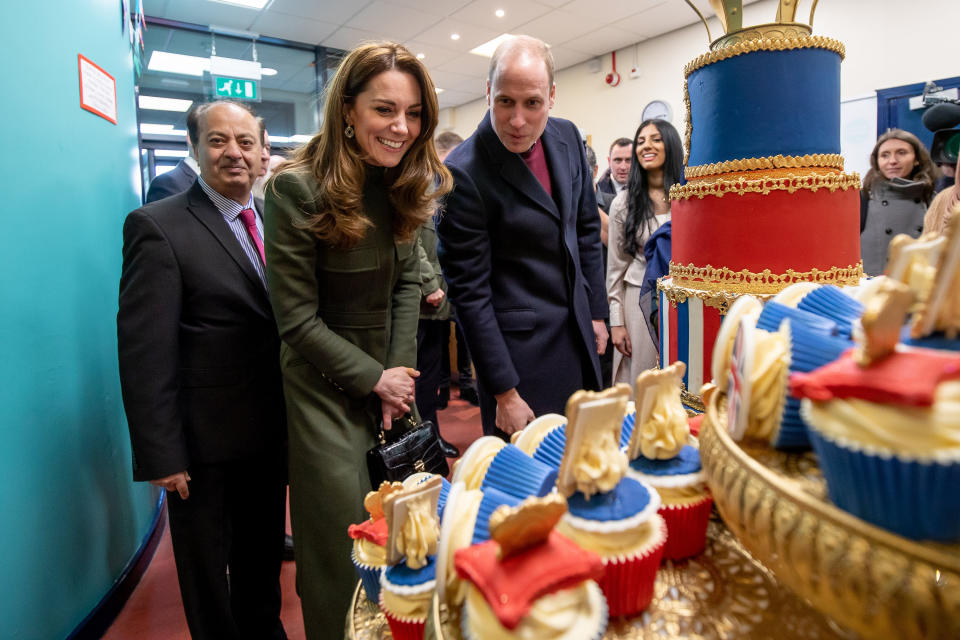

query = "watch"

[{"left": 642, "top": 100, "right": 672, "bottom": 122}]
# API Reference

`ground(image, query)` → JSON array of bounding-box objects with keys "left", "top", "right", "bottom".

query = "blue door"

[{"left": 877, "top": 75, "right": 960, "bottom": 151}]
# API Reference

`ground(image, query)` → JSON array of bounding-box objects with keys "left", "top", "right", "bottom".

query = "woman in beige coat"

[
  {"left": 263, "top": 42, "right": 451, "bottom": 638},
  {"left": 606, "top": 119, "right": 684, "bottom": 385}
]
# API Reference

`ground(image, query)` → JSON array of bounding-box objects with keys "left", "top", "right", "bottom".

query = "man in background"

[
  {"left": 118, "top": 100, "right": 287, "bottom": 639},
  {"left": 145, "top": 102, "right": 202, "bottom": 203},
  {"left": 596, "top": 137, "right": 632, "bottom": 212}
]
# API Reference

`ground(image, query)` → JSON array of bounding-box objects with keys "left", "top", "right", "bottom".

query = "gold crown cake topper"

[{"left": 684, "top": 0, "right": 822, "bottom": 50}]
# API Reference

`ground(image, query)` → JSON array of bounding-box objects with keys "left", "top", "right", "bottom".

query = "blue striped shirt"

[{"left": 198, "top": 177, "right": 267, "bottom": 288}]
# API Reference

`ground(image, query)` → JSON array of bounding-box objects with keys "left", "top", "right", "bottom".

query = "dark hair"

[
  {"left": 435, "top": 131, "right": 464, "bottom": 155},
  {"left": 862, "top": 128, "right": 938, "bottom": 204},
  {"left": 622, "top": 119, "right": 684, "bottom": 257},
  {"left": 272, "top": 42, "right": 451, "bottom": 248},
  {"left": 609, "top": 137, "right": 632, "bottom": 156},
  {"left": 188, "top": 99, "right": 257, "bottom": 149},
  {"left": 584, "top": 144, "right": 597, "bottom": 170}
]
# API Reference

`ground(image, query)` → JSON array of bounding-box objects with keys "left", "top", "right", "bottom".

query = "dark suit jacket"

[
  {"left": 145, "top": 158, "right": 197, "bottom": 203},
  {"left": 118, "top": 181, "right": 285, "bottom": 481},
  {"left": 438, "top": 114, "right": 607, "bottom": 427},
  {"left": 596, "top": 173, "right": 619, "bottom": 213}
]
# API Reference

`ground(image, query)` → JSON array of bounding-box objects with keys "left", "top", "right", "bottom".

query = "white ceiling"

[{"left": 142, "top": 0, "right": 720, "bottom": 109}]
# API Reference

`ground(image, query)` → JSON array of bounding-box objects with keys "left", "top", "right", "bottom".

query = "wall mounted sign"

[
  {"left": 214, "top": 76, "right": 259, "bottom": 101},
  {"left": 78, "top": 54, "right": 117, "bottom": 124}
]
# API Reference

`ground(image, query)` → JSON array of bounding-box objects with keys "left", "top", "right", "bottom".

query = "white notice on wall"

[{"left": 78, "top": 54, "right": 117, "bottom": 125}]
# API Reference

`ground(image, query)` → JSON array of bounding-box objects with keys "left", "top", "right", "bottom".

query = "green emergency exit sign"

[{"left": 214, "top": 76, "right": 259, "bottom": 101}]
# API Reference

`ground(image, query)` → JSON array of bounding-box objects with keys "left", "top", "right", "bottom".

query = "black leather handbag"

[{"left": 366, "top": 415, "right": 449, "bottom": 487}]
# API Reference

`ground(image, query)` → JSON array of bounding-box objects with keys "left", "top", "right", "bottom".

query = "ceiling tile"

[
  {"left": 437, "top": 89, "right": 478, "bottom": 109},
  {"left": 449, "top": 0, "right": 552, "bottom": 32},
  {"left": 407, "top": 18, "right": 500, "bottom": 53},
  {"left": 514, "top": 10, "right": 586, "bottom": 46},
  {"left": 432, "top": 52, "right": 491, "bottom": 76},
  {"left": 616, "top": 0, "right": 702, "bottom": 39},
  {"left": 428, "top": 69, "right": 480, "bottom": 92},
  {"left": 251, "top": 11, "right": 339, "bottom": 44},
  {"left": 266, "top": 0, "right": 371, "bottom": 25},
  {"left": 402, "top": 39, "right": 461, "bottom": 64},
  {"left": 320, "top": 26, "right": 385, "bottom": 51},
  {"left": 161, "top": 0, "right": 260, "bottom": 31},
  {"left": 345, "top": 2, "right": 446, "bottom": 42},
  {"left": 561, "top": 0, "right": 665, "bottom": 23},
  {"left": 563, "top": 24, "right": 645, "bottom": 56},
  {"left": 387, "top": 0, "right": 472, "bottom": 15},
  {"left": 551, "top": 46, "right": 593, "bottom": 70}
]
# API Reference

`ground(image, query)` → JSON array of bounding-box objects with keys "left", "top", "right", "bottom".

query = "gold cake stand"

[
  {"left": 346, "top": 516, "right": 853, "bottom": 639},
  {"left": 698, "top": 384, "right": 960, "bottom": 640}
]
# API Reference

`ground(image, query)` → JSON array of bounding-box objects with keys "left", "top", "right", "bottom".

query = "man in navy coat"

[{"left": 438, "top": 35, "right": 608, "bottom": 438}]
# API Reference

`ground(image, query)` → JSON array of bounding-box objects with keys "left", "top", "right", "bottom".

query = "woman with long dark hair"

[
  {"left": 606, "top": 118, "right": 683, "bottom": 384},
  {"left": 263, "top": 42, "right": 451, "bottom": 637},
  {"left": 860, "top": 129, "right": 938, "bottom": 274}
]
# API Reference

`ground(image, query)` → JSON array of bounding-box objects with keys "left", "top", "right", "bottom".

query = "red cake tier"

[{"left": 670, "top": 171, "right": 861, "bottom": 291}]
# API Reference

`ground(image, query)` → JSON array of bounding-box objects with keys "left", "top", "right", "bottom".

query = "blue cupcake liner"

[
  {"left": 351, "top": 549, "right": 384, "bottom": 604},
  {"left": 757, "top": 301, "right": 838, "bottom": 336},
  {"left": 797, "top": 285, "right": 863, "bottom": 339},
  {"left": 482, "top": 444, "right": 558, "bottom": 499},
  {"left": 437, "top": 476, "right": 451, "bottom": 519},
  {"left": 471, "top": 486, "right": 523, "bottom": 544},
  {"left": 532, "top": 425, "right": 567, "bottom": 469},
  {"left": 808, "top": 426, "right": 960, "bottom": 542},
  {"left": 773, "top": 321, "right": 853, "bottom": 450},
  {"left": 620, "top": 412, "right": 636, "bottom": 451}
]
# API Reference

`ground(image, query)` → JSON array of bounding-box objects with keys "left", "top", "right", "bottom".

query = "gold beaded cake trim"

[
  {"left": 657, "top": 276, "right": 774, "bottom": 314},
  {"left": 684, "top": 154, "right": 844, "bottom": 180},
  {"left": 670, "top": 171, "right": 860, "bottom": 201},
  {"left": 669, "top": 261, "right": 864, "bottom": 294},
  {"left": 683, "top": 36, "right": 846, "bottom": 77}
]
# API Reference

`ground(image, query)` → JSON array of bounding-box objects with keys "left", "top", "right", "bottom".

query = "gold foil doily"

[{"left": 347, "top": 517, "right": 852, "bottom": 640}]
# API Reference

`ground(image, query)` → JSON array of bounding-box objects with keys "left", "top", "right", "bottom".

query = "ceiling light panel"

[{"left": 139, "top": 96, "right": 194, "bottom": 112}]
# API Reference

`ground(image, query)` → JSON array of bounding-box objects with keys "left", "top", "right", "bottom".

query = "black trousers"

[
  {"left": 166, "top": 449, "right": 287, "bottom": 640},
  {"left": 416, "top": 318, "right": 446, "bottom": 426},
  {"left": 439, "top": 318, "right": 476, "bottom": 391}
]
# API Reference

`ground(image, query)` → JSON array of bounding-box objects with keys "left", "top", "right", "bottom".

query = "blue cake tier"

[{"left": 686, "top": 46, "right": 841, "bottom": 168}]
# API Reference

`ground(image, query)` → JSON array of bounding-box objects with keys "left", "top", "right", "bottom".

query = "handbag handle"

[{"left": 376, "top": 414, "right": 419, "bottom": 444}]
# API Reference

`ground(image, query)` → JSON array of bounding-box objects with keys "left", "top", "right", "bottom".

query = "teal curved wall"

[{"left": 0, "top": 1, "right": 159, "bottom": 637}]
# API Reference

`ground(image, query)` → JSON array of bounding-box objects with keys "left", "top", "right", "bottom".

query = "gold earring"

[{"left": 345, "top": 124, "right": 355, "bottom": 138}]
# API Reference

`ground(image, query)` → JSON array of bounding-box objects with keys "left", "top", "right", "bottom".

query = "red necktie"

[{"left": 239, "top": 208, "right": 265, "bottom": 264}]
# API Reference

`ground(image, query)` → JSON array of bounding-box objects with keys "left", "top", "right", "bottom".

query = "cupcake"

[
  {"left": 626, "top": 362, "right": 713, "bottom": 560},
  {"left": 711, "top": 295, "right": 763, "bottom": 389},
  {"left": 402, "top": 472, "right": 451, "bottom": 518},
  {"left": 348, "top": 482, "right": 400, "bottom": 605},
  {"left": 451, "top": 436, "right": 506, "bottom": 490},
  {"left": 552, "top": 384, "right": 667, "bottom": 617},
  {"left": 512, "top": 413, "right": 568, "bottom": 470},
  {"left": 619, "top": 402, "right": 636, "bottom": 451},
  {"left": 791, "top": 281, "right": 960, "bottom": 542},
  {"left": 480, "top": 443, "right": 558, "bottom": 499},
  {"left": 379, "top": 476, "right": 443, "bottom": 640},
  {"left": 756, "top": 300, "right": 838, "bottom": 337},
  {"left": 435, "top": 483, "right": 523, "bottom": 607},
  {"left": 454, "top": 494, "right": 608, "bottom": 639},
  {"left": 795, "top": 285, "right": 864, "bottom": 339}
]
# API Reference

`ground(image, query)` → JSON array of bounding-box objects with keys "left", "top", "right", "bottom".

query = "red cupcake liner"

[
  {"left": 659, "top": 493, "right": 713, "bottom": 560},
  {"left": 381, "top": 605, "right": 426, "bottom": 640},
  {"left": 596, "top": 515, "right": 667, "bottom": 617}
]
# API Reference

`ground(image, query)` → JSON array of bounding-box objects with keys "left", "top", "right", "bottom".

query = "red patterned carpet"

[{"left": 104, "top": 391, "right": 482, "bottom": 639}]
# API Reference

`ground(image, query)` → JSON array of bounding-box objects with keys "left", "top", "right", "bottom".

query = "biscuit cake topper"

[
  {"left": 911, "top": 213, "right": 960, "bottom": 340},
  {"left": 363, "top": 480, "right": 403, "bottom": 522},
  {"left": 489, "top": 493, "right": 568, "bottom": 559},
  {"left": 628, "top": 362, "right": 689, "bottom": 461},
  {"left": 383, "top": 475, "right": 441, "bottom": 569},
  {"left": 855, "top": 279, "right": 914, "bottom": 367},
  {"left": 556, "top": 384, "right": 630, "bottom": 499}
]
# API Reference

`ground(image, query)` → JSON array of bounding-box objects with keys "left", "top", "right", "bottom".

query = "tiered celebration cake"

[{"left": 659, "top": 1, "right": 862, "bottom": 405}]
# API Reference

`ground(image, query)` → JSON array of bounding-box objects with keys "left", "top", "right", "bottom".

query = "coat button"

[
  {"left": 885, "top": 228, "right": 893, "bottom": 235},
  {"left": 881, "top": 200, "right": 889, "bottom": 206},
  {"left": 917, "top": 227, "right": 924, "bottom": 234},
  {"left": 915, "top": 198, "right": 922, "bottom": 203}
]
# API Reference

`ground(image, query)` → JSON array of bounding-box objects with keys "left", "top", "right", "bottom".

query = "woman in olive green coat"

[{"left": 263, "top": 43, "right": 451, "bottom": 638}]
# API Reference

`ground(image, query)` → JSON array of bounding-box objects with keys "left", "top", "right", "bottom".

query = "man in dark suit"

[
  {"left": 118, "top": 100, "right": 287, "bottom": 639},
  {"left": 438, "top": 35, "right": 608, "bottom": 438},
  {"left": 145, "top": 103, "right": 202, "bottom": 203},
  {"left": 596, "top": 137, "right": 632, "bottom": 213}
]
